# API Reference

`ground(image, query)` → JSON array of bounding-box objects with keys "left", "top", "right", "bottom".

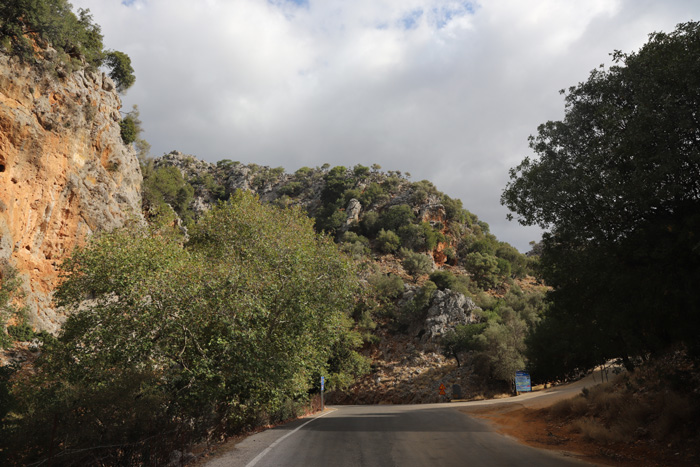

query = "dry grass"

[
  {"left": 654, "top": 391, "right": 692, "bottom": 439},
  {"left": 572, "top": 417, "right": 628, "bottom": 443},
  {"left": 544, "top": 350, "right": 700, "bottom": 465},
  {"left": 549, "top": 394, "right": 589, "bottom": 419}
]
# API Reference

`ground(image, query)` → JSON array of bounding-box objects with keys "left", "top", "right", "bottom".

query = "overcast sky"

[{"left": 73, "top": 0, "right": 700, "bottom": 252}]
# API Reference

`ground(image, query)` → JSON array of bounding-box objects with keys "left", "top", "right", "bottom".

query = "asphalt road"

[{"left": 204, "top": 403, "right": 593, "bottom": 467}]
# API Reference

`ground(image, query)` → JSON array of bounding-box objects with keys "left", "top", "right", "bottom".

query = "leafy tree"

[
  {"left": 359, "top": 182, "right": 389, "bottom": 207},
  {"left": 321, "top": 166, "right": 350, "bottom": 204},
  {"left": 104, "top": 50, "right": 135, "bottom": 93},
  {"left": 0, "top": 2, "right": 134, "bottom": 91},
  {"left": 502, "top": 21, "right": 700, "bottom": 374},
  {"left": 379, "top": 204, "right": 414, "bottom": 232},
  {"left": 359, "top": 211, "right": 381, "bottom": 236},
  {"left": 142, "top": 165, "right": 194, "bottom": 221},
  {"left": 463, "top": 252, "right": 500, "bottom": 289},
  {"left": 353, "top": 164, "right": 370, "bottom": 179},
  {"left": 440, "top": 323, "right": 487, "bottom": 367},
  {"left": 398, "top": 222, "right": 439, "bottom": 252},
  {"left": 0, "top": 2, "right": 101, "bottom": 64},
  {"left": 4, "top": 192, "right": 364, "bottom": 464},
  {"left": 495, "top": 243, "right": 528, "bottom": 279},
  {"left": 118, "top": 105, "right": 151, "bottom": 161}
]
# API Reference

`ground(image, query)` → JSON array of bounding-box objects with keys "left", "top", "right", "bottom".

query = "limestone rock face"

[
  {"left": 0, "top": 52, "right": 142, "bottom": 332},
  {"left": 420, "top": 289, "right": 478, "bottom": 342},
  {"left": 341, "top": 198, "right": 362, "bottom": 232}
]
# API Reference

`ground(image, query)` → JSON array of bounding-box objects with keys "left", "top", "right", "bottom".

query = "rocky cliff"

[{"left": 0, "top": 50, "right": 142, "bottom": 332}]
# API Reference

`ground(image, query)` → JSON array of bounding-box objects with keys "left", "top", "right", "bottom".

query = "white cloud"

[{"left": 74, "top": 0, "right": 700, "bottom": 251}]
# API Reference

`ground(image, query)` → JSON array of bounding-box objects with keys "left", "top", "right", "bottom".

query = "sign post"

[
  {"left": 320, "top": 376, "right": 325, "bottom": 411},
  {"left": 515, "top": 371, "right": 531, "bottom": 394}
]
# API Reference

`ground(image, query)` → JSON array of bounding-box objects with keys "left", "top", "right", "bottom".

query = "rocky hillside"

[
  {"left": 0, "top": 48, "right": 142, "bottom": 332},
  {"left": 149, "top": 150, "right": 544, "bottom": 402}
]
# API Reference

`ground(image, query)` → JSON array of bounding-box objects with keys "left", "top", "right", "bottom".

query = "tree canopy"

[
  {"left": 0, "top": 0, "right": 135, "bottom": 92},
  {"left": 502, "top": 21, "right": 700, "bottom": 378},
  {"left": 3, "top": 191, "right": 365, "bottom": 465}
]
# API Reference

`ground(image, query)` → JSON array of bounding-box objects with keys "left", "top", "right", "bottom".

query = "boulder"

[{"left": 419, "top": 289, "right": 478, "bottom": 342}]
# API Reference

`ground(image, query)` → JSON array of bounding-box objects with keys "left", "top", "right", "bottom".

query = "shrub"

[
  {"left": 443, "top": 246, "right": 456, "bottom": 263},
  {"left": 400, "top": 248, "right": 433, "bottom": 279},
  {"left": 6, "top": 324, "right": 34, "bottom": 342},
  {"left": 376, "top": 229, "right": 400, "bottom": 254},
  {"left": 369, "top": 274, "right": 404, "bottom": 301},
  {"left": 360, "top": 211, "right": 380, "bottom": 237},
  {"left": 359, "top": 183, "right": 389, "bottom": 207},
  {"left": 379, "top": 205, "right": 414, "bottom": 232},
  {"left": 353, "top": 164, "right": 370, "bottom": 179},
  {"left": 399, "top": 281, "right": 437, "bottom": 328},
  {"left": 295, "top": 166, "right": 312, "bottom": 177},
  {"left": 463, "top": 252, "right": 501, "bottom": 289},
  {"left": 279, "top": 181, "right": 304, "bottom": 197},
  {"left": 429, "top": 270, "right": 456, "bottom": 291},
  {"left": 321, "top": 166, "right": 350, "bottom": 203},
  {"left": 398, "top": 223, "right": 425, "bottom": 251},
  {"left": 119, "top": 115, "right": 137, "bottom": 145},
  {"left": 142, "top": 166, "right": 195, "bottom": 222},
  {"left": 0, "top": 262, "right": 26, "bottom": 348}
]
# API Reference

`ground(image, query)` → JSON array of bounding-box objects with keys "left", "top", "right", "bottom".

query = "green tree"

[
  {"left": 463, "top": 252, "right": 500, "bottom": 289},
  {"left": 379, "top": 204, "right": 415, "bottom": 232},
  {"left": 119, "top": 113, "right": 137, "bottom": 145},
  {"left": 440, "top": 323, "right": 486, "bottom": 367},
  {"left": 104, "top": 50, "right": 135, "bottom": 93},
  {"left": 502, "top": 21, "right": 700, "bottom": 375},
  {"left": 398, "top": 222, "right": 439, "bottom": 252},
  {"left": 142, "top": 165, "right": 194, "bottom": 221},
  {"left": 0, "top": 2, "right": 134, "bottom": 91},
  {"left": 0, "top": 2, "right": 102, "bottom": 65},
  {"left": 4, "top": 192, "right": 364, "bottom": 464}
]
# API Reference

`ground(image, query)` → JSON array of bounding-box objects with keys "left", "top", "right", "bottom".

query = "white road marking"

[{"left": 244, "top": 409, "right": 337, "bottom": 467}]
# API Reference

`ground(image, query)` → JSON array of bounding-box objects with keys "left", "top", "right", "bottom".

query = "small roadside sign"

[
  {"left": 321, "top": 376, "right": 325, "bottom": 411},
  {"left": 515, "top": 371, "right": 531, "bottom": 393},
  {"left": 439, "top": 383, "right": 446, "bottom": 395}
]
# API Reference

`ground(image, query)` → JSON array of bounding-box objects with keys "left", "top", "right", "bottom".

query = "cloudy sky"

[{"left": 73, "top": 0, "right": 700, "bottom": 252}]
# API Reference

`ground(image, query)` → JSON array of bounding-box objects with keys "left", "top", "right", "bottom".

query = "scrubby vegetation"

[
  {"left": 0, "top": 262, "right": 28, "bottom": 349},
  {"left": 0, "top": 0, "right": 135, "bottom": 92},
  {"left": 0, "top": 192, "right": 367, "bottom": 465},
  {"left": 440, "top": 286, "right": 547, "bottom": 387},
  {"left": 547, "top": 351, "right": 699, "bottom": 465}
]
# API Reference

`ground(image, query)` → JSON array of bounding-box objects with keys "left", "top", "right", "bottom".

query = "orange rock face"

[{"left": 0, "top": 52, "right": 142, "bottom": 331}]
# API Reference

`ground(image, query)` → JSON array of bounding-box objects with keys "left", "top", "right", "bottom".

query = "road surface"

[{"left": 204, "top": 401, "right": 594, "bottom": 467}]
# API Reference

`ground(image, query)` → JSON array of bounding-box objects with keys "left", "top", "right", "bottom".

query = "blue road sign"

[{"left": 515, "top": 371, "right": 531, "bottom": 392}]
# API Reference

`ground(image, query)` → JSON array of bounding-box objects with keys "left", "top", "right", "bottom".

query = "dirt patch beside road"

[{"left": 460, "top": 371, "right": 696, "bottom": 466}]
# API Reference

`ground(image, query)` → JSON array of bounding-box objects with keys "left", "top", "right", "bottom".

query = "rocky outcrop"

[
  {"left": 0, "top": 51, "right": 142, "bottom": 332},
  {"left": 419, "top": 289, "right": 478, "bottom": 342},
  {"left": 341, "top": 198, "right": 362, "bottom": 232}
]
